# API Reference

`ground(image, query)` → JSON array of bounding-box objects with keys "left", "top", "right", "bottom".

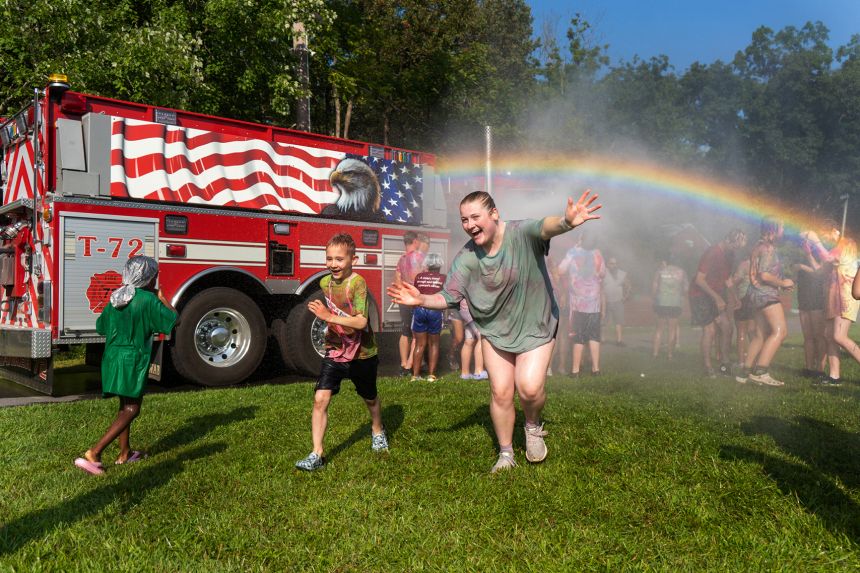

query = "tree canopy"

[{"left": 1, "top": 1, "right": 858, "bottom": 216}]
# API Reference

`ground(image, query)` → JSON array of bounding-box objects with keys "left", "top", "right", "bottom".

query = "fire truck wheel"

[
  {"left": 279, "top": 290, "right": 327, "bottom": 376},
  {"left": 172, "top": 287, "right": 267, "bottom": 386}
]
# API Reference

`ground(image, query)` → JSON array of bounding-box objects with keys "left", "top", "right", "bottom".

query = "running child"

[
  {"left": 74, "top": 256, "right": 177, "bottom": 475},
  {"left": 295, "top": 233, "right": 388, "bottom": 471}
]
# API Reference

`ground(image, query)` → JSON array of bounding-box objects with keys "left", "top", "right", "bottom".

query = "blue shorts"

[{"left": 412, "top": 307, "right": 443, "bottom": 334}]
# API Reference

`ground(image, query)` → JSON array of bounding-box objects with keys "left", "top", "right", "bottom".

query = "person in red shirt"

[
  {"left": 395, "top": 231, "right": 425, "bottom": 375},
  {"left": 410, "top": 253, "right": 446, "bottom": 382},
  {"left": 688, "top": 229, "right": 747, "bottom": 377}
]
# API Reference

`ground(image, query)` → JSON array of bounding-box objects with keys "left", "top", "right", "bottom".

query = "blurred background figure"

[
  {"left": 410, "top": 254, "right": 446, "bottom": 382},
  {"left": 651, "top": 254, "right": 688, "bottom": 361},
  {"left": 602, "top": 257, "right": 631, "bottom": 346},
  {"left": 727, "top": 257, "right": 755, "bottom": 370},
  {"left": 559, "top": 233, "right": 605, "bottom": 376},
  {"left": 794, "top": 231, "right": 828, "bottom": 379}
]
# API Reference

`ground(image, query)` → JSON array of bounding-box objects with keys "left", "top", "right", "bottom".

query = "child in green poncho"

[{"left": 75, "top": 256, "right": 177, "bottom": 475}]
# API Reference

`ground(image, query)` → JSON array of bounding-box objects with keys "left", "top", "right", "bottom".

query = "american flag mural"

[
  {"left": 349, "top": 154, "right": 423, "bottom": 224},
  {"left": 110, "top": 118, "right": 424, "bottom": 223}
]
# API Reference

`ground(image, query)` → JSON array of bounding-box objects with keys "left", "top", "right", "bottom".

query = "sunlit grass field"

[{"left": 1, "top": 328, "right": 859, "bottom": 571}]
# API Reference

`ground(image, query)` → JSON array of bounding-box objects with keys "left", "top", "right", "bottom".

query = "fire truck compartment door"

[{"left": 59, "top": 215, "right": 158, "bottom": 335}]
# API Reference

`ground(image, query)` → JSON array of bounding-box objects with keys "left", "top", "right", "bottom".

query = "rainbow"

[{"left": 440, "top": 153, "right": 824, "bottom": 234}]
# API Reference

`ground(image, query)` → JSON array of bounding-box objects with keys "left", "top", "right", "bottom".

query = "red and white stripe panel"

[
  {"left": 3, "top": 139, "right": 35, "bottom": 205},
  {"left": 110, "top": 118, "right": 343, "bottom": 213}
]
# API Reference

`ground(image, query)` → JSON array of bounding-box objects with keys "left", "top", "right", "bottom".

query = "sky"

[{"left": 528, "top": 0, "right": 860, "bottom": 71}]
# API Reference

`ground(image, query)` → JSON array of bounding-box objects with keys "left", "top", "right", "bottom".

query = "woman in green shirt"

[
  {"left": 75, "top": 256, "right": 177, "bottom": 475},
  {"left": 388, "top": 190, "right": 601, "bottom": 473}
]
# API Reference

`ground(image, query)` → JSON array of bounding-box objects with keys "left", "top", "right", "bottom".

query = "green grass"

[{"left": 1, "top": 329, "right": 859, "bottom": 571}]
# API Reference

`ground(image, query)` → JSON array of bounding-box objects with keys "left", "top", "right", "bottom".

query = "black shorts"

[
  {"left": 315, "top": 356, "right": 379, "bottom": 400},
  {"left": 572, "top": 311, "right": 601, "bottom": 344},
  {"left": 690, "top": 296, "right": 718, "bottom": 327},
  {"left": 399, "top": 305, "right": 415, "bottom": 336},
  {"left": 734, "top": 295, "right": 754, "bottom": 321},
  {"left": 654, "top": 305, "right": 682, "bottom": 319}
]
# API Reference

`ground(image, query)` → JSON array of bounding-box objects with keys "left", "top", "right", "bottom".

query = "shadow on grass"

[
  {"left": 0, "top": 443, "right": 226, "bottom": 556},
  {"left": 426, "top": 405, "right": 531, "bottom": 450},
  {"left": 148, "top": 406, "right": 258, "bottom": 455},
  {"left": 326, "top": 404, "right": 404, "bottom": 461},
  {"left": 720, "top": 414, "right": 860, "bottom": 540}
]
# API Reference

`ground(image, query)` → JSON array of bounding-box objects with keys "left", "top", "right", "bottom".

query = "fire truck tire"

[
  {"left": 279, "top": 289, "right": 327, "bottom": 376},
  {"left": 171, "top": 287, "right": 267, "bottom": 386}
]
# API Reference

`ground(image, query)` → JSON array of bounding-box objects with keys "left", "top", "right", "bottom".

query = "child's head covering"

[{"left": 110, "top": 256, "right": 159, "bottom": 309}]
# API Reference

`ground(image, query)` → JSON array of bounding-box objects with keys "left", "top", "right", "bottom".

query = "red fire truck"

[{"left": 0, "top": 75, "right": 449, "bottom": 394}]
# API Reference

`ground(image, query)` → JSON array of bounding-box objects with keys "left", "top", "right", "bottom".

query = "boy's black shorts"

[{"left": 315, "top": 355, "right": 379, "bottom": 400}]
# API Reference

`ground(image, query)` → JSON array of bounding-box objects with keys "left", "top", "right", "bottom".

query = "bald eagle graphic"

[{"left": 324, "top": 158, "right": 382, "bottom": 221}]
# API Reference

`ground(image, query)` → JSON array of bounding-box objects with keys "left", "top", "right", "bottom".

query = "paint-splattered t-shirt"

[
  {"left": 559, "top": 246, "right": 605, "bottom": 313},
  {"left": 320, "top": 273, "right": 378, "bottom": 361},
  {"left": 440, "top": 219, "right": 559, "bottom": 353}
]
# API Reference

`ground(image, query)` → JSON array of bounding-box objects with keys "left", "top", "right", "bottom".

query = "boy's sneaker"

[
  {"left": 524, "top": 423, "right": 548, "bottom": 463},
  {"left": 473, "top": 370, "right": 489, "bottom": 380},
  {"left": 748, "top": 371, "right": 784, "bottom": 387},
  {"left": 371, "top": 428, "right": 389, "bottom": 452},
  {"left": 490, "top": 451, "right": 517, "bottom": 474},
  {"left": 295, "top": 452, "right": 325, "bottom": 471},
  {"left": 425, "top": 375, "right": 438, "bottom": 382}
]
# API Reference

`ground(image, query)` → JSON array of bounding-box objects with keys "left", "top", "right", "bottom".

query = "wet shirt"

[
  {"left": 748, "top": 240, "right": 782, "bottom": 306},
  {"left": 689, "top": 244, "right": 733, "bottom": 298},
  {"left": 655, "top": 265, "right": 686, "bottom": 308},
  {"left": 441, "top": 219, "right": 558, "bottom": 353},
  {"left": 560, "top": 246, "right": 605, "bottom": 314},
  {"left": 96, "top": 289, "right": 177, "bottom": 399},
  {"left": 414, "top": 271, "right": 446, "bottom": 295},
  {"left": 396, "top": 250, "right": 425, "bottom": 285},
  {"left": 320, "top": 273, "right": 378, "bottom": 361}
]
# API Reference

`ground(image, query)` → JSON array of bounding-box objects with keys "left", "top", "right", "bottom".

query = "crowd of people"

[{"left": 76, "top": 194, "right": 860, "bottom": 478}]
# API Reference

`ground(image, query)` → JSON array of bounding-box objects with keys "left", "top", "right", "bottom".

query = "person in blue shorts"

[{"left": 410, "top": 253, "right": 446, "bottom": 382}]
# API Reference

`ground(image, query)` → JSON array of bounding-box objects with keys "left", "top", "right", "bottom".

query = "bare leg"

[
  {"left": 412, "top": 332, "right": 428, "bottom": 377},
  {"left": 399, "top": 334, "right": 412, "bottom": 369},
  {"left": 810, "top": 310, "right": 827, "bottom": 371},
  {"left": 513, "top": 340, "right": 554, "bottom": 424},
  {"left": 653, "top": 317, "right": 665, "bottom": 358},
  {"left": 715, "top": 313, "right": 734, "bottom": 365},
  {"left": 825, "top": 319, "right": 841, "bottom": 379},
  {"left": 745, "top": 313, "right": 767, "bottom": 370},
  {"left": 754, "top": 303, "right": 788, "bottom": 368},
  {"left": 363, "top": 396, "right": 383, "bottom": 435},
  {"left": 664, "top": 317, "right": 676, "bottom": 359},
  {"left": 481, "top": 340, "right": 517, "bottom": 448},
  {"left": 449, "top": 319, "right": 464, "bottom": 369},
  {"left": 572, "top": 343, "right": 584, "bottom": 373},
  {"left": 589, "top": 340, "right": 600, "bottom": 372},
  {"left": 311, "top": 390, "right": 333, "bottom": 456},
  {"left": 87, "top": 396, "right": 142, "bottom": 462},
  {"left": 427, "top": 333, "right": 440, "bottom": 376},
  {"left": 701, "top": 322, "right": 715, "bottom": 370},
  {"left": 473, "top": 337, "right": 484, "bottom": 373},
  {"left": 461, "top": 338, "right": 476, "bottom": 376},
  {"left": 832, "top": 316, "right": 860, "bottom": 366}
]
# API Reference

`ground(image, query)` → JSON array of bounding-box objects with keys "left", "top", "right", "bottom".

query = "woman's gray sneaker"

[
  {"left": 524, "top": 423, "right": 548, "bottom": 463},
  {"left": 490, "top": 451, "right": 517, "bottom": 474}
]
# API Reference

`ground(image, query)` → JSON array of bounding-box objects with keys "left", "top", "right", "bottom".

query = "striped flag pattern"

[{"left": 110, "top": 118, "right": 343, "bottom": 213}]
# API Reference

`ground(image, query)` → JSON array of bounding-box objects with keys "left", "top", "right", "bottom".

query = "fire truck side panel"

[{"left": 0, "top": 84, "right": 449, "bottom": 393}]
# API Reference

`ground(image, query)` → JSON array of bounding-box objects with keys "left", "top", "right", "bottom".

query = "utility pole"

[
  {"left": 841, "top": 194, "right": 849, "bottom": 237},
  {"left": 485, "top": 125, "right": 492, "bottom": 196},
  {"left": 292, "top": 22, "right": 310, "bottom": 132}
]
